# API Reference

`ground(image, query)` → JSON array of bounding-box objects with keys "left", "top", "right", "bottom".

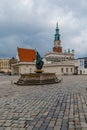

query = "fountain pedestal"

[{"left": 15, "top": 72, "right": 60, "bottom": 85}]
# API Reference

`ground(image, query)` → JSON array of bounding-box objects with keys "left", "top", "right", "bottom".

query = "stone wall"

[{"left": 12, "top": 62, "right": 75, "bottom": 75}]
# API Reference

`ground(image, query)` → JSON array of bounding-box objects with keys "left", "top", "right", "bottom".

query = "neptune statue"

[{"left": 36, "top": 51, "right": 44, "bottom": 70}]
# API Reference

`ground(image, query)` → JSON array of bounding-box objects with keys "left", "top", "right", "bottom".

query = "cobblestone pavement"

[{"left": 0, "top": 75, "right": 87, "bottom": 130}]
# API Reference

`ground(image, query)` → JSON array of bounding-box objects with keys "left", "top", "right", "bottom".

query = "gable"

[{"left": 18, "top": 48, "right": 36, "bottom": 62}]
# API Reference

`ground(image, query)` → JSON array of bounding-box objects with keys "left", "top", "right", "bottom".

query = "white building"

[
  {"left": 12, "top": 60, "right": 78, "bottom": 75},
  {"left": 45, "top": 23, "right": 74, "bottom": 62},
  {"left": 77, "top": 57, "right": 87, "bottom": 74}
]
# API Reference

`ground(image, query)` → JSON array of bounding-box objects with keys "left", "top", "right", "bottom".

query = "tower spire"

[
  {"left": 55, "top": 22, "right": 60, "bottom": 41},
  {"left": 56, "top": 22, "right": 58, "bottom": 29},
  {"left": 53, "top": 22, "right": 62, "bottom": 53}
]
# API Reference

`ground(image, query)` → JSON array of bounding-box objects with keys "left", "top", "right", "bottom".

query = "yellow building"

[
  {"left": 0, "top": 57, "right": 17, "bottom": 74},
  {"left": 0, "top": 59, "right": 10, "bottom": 73}
]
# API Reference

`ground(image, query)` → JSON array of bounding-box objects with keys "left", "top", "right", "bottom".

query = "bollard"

[{"left": 11, "top": 80, "right": 13, "bottom": 84}]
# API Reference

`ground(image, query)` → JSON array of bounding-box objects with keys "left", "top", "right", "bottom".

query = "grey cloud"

[{"left": 0, "top": 0, "right": 87, "bottom": 58}]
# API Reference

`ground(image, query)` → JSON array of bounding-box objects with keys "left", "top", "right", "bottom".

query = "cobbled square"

[{"left": 0, "top": 75, "right": 87, "bottom": 130}]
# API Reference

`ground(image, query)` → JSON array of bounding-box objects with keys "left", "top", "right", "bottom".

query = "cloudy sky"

[{"left": 0, "top": 0, "right": 87, "bottom": 58}]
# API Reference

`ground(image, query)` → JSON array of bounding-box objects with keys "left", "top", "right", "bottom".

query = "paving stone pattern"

[{"left": 0, "top": 75, "right": 87, "bottom": 130}]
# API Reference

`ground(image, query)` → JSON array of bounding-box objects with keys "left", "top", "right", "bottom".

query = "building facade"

[
  {"left": 0, "top": 57, "right": 17, "bottom": 74},
  {"left": 77, "top": 57, "right": 87, "bottom": 74},
  {"left": 12, "top": 60, "right": 77, "bottom": 75},
  {"left": 0, "top": 59, "right": 10, "bottom": 73}
]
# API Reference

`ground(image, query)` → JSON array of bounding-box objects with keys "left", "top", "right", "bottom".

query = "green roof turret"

[{"left": 54, "top": 22, "right": 60, "bottom": 41}]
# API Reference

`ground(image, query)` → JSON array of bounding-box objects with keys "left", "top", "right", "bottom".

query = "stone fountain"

[{"left": 15, "top": 51, "right": 60, "bottom": 85}]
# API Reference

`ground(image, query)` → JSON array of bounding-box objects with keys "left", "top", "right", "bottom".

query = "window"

[
  {"left": 61, "top": 68, "right": 63, "bottom": 73},
  {"left": 71, "top": 68, "right": 73, "bottom": 72},
  {"left": 83, "top": 70, "right": 85, "bottom": 74},
  {"left": 66, "top": 68, "right": 68, "bottom": 73},
  {"left": 84, "top": 59, "right": 87, "bottom": 68}
]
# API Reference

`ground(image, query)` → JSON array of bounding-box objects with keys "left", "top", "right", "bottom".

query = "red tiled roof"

[{"left": 18, "top": 48, "right": 36, "bottom": 62}]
